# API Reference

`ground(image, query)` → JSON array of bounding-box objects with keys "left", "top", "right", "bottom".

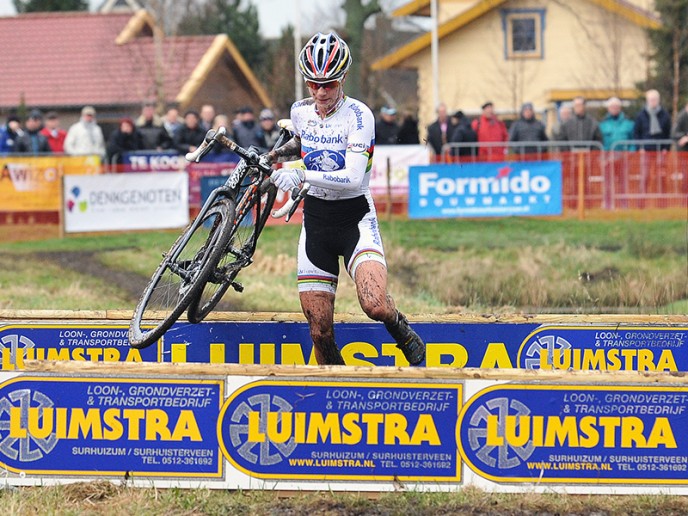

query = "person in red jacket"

[
  {"left": 471, "top": 101, "right": 508, "bottom": 161},
  {"left": 40, "top": 111, "right": 67, "bottom": 153}
]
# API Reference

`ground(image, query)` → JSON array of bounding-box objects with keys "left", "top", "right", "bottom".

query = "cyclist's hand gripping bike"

[{"left": 129, "top": 125, "right": 308, "bottom": 349}]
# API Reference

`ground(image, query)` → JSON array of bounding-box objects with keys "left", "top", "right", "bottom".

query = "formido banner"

[
  {"left": 63, "top": 172, "right": 189, "bottom": 232},
  {"left": 0, "top": 155, "right": 100, "bottom": 211}
]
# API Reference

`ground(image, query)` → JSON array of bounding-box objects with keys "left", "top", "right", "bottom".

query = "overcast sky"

[{"left": 0, "top": 0, "right": 411, "bottom": 38}]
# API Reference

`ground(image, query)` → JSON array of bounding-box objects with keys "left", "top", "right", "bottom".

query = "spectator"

[
  {"left": 397, "top": 113, "right": 419, "bottom": 144},
  {"left": 375, "top": 106, "right": 400, "bottom": 145},
  {"left": 200, "top": 104, "right": 216, "bottom": 132},
  {"left": 210, "top": 114, "right": 239, "bottom": 162},
  {"left": 64, "top": 106, "right": 105, "bottom": 156},
  {"left": 426, "top": 103, "right": 455, "bottom": 156},
  {"left": 40, "top": 111, "right": 67, "bottom": 153},
  {"left": 558, "top": 96, "right": 602, "bottom": 148},
  {"left": 173, "top": 110, "right": 206, "bottom": 154},
  {"left": 471, "top": 101, "right": 508, "bottom": 160},
  {"left": 671, "top": 100, "right": 688, "bottom": 151},
  {"left": 259, "top": 108, "right": 280, "bottom": 149},
  {"left": 634, "top": 89, "right": 672, "bottom": 150},
  {"left": 107, "top": 117, "right": 145, "bottom": 165},
  {"left": 136, "top": 101, "right": 171, "bottom": 151},
  {"left": 15, "top": 109, "right": 51, "bottom": 154},
  {"left": 163, "top": 107, "right": 182, "bottom": 139},
  {"left": 599, "top": 97, "right": 635, "bottom": 151},
  {"left": 551, "top": 103, "right": 572, "bottom": 140},
  {"left": 508, "top": 102, "right": 548, "bottom": 155},
  {"left": 232, "top": 106, "right": 266, "bottom": 150},
  {"left": 448, "top": 110, "right": 477, "bottom": 157},
  {"left": 0, "top": 114, "right": 24, "bottom": 154}
]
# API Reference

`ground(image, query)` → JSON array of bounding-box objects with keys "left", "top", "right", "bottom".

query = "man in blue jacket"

[
  {"left": 634, "top": 89, "right": 671, "bottom": 150},
  {"left": 600, "top": 97, "right": 635, "bottom": 151}
]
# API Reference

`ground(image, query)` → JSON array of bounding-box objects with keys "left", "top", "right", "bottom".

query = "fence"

[{"left": 439, "top": 140, "right": 687, "bottom": 212}]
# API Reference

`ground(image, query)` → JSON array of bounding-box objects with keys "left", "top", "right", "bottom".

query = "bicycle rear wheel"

[
  {"left": 129, "top": 199, "right": 235, "bottom": 349},
  {"left": 186, "top": 182, "right": 277, "bottom": 323}
]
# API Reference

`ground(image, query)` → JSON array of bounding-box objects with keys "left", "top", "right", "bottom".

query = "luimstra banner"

[
  {"left": 0, "top": 155, "right": 100, "bottom": 211},
  {"left": 63, "top": 172, "right": 189, "bottom": 232}
]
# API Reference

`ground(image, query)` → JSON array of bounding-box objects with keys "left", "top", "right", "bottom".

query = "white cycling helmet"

[{"left": 298, "top": 32, "right": 352, "bottom": 83}]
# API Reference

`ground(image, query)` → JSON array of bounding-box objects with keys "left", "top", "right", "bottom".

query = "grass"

[
  {"left": 5, "top": 481, "right": 688, "bottom": 515},
  {"left": 1, "top": 218, "right": 686, "bottom": 314}
]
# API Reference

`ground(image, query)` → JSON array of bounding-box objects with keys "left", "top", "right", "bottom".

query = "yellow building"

[{"left": 372, "top": 0, "right": 660, "bottom": 137}]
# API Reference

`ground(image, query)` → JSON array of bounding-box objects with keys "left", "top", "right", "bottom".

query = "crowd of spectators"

[
  {"left": 3, "top": 89, "right": 687, "bottom": 163},
  {"left": 0, "top": 102, "right": 282, "bottom": 164}
]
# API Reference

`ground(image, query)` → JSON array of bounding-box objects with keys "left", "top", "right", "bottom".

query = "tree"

[
  {"left": 341, "top": 0, "right": 381, "bottom": 100},
  {"left": 263, "top": 25, "right": 297, "bottom": 114},
  {"left": 13, "top": 0, "right": 88, "bottom": 12},
  {"left": 646, "top": 0, "right": 688, "bottom": 118},
  {"left": 177, "top": 0, "right": 267, "bottom": 75}
]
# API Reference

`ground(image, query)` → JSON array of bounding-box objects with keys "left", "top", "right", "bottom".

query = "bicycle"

[{"left": 129, "top": 125, "right": 307, "bottom": 349}]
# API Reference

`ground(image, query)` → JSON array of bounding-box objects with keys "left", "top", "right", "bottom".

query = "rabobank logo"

[
  {"left": 409, "top": 161, "right": 562, "bottom": 219},
  {"left": 303, "top": 150, "right": 346, "bottom": 172},
  {"left": 0, "top": 377, "right": 222, "bottom": 477},
  {"left": 218, "top": 380, "right": 462, "bottom": 481}
]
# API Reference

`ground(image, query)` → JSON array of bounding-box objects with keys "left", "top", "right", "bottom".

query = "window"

[{"left": 501, "top": 9, "right": 546, "bottom": 59}]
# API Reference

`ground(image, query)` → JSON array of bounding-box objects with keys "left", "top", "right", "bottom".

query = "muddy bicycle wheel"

[
  {"left": 129, "top": 199, "right": 236, "bottom": 349},
  {"left": 186, "top": 182, "right": 277, "bottom": 323}
]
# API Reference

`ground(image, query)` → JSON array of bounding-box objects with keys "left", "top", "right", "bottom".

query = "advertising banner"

[
  {"left": 459, "top": 383, "right": 688, "bottom": 485},
  {"left": 121, "top": 151, "right": 186, "bottom": 172},
  {"left": 0, "top": 375, "right": 224, "bottom": 478},
  {"left": 218, "top": 380, "right": 461, "bottom": 482},
  {"left": 1, "top": 320, "right": 685, "bottom": 372},
  {"left": 369, "top": 145, "right": 428, "bottom": 197},
  {"left": 408, "top": 161, "right": 562, "bottom": 218},
  {"left": 0, "top": 155, "right": 100, "bottom": 211},
  {"left": 63, "top": 172, "right": 189, "bottom": 232}
]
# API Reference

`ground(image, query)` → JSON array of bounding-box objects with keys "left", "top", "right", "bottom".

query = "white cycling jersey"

[{"left": 290, "top": 96, "right": 375, "bottom": 201}]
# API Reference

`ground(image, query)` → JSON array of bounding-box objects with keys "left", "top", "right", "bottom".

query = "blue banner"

[
  {"left": 458, "top": 384, "right": 688, "bottom": 484},
  {"left": 218, "top": 380, "right": 462, "bottom": 481},
  {"left": 1, "top": 322, "right": 686, "bottom": 372},
  {"left": 121, "top": 151, "right": 186, "bottom": 171},
  {"left": 0, "top": 376, "right": 223, "bottom": 477},
  {"left": 408, "top": 161, "right": 562, "bottom": 218}
]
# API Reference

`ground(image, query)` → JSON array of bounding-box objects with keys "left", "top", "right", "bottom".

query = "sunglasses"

[{"left": 305, "top": 80, "right": 340, "bottom": 90}]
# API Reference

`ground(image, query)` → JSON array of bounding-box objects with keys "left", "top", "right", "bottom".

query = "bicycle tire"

[
  {"left": 129, "top": 199, "right": 236, "bottom": 349},
  {"left": 186, "top": 182, "right": 278, "bottom": 323}
]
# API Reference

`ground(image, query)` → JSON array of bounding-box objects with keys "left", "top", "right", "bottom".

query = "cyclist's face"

[{"left": 307, "top": 79, "right": 342, "bottom": 113}]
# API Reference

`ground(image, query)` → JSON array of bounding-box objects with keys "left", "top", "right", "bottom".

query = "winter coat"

[
  {"left": 232, "top": 121, "right": 266, "bottom": 151},
  {"left": 40, "top": 127, "right": 67, "bottom": 153},
  {"left": 633, "top": 108, "right": 671, "bottom": 150},
  {"left": 671, "top": 109, "right": 688, "bottom": 151},
  {"left": 508, "top": 117, "right": 548, "bottom": 154},
  {"left": 14, "top": 130, "right": 52, "bottom": 154},
  {"left": 471, "top": 115, "right": 508, "bottom": 159},
  {"left": 107, "top": 129, "right": 145, "bottom": 164},
  {"left": 375, "top": 119, "right": 400, "bottom": 145},
  {"left": 599, "top": 113, "right": 635, "bottom": 150},
  {"left": 136, "top": 119, "right": 172, "bottom": 150},
  {"left": 426, "top": 119, "right": 457, "bottom": 155},
  {"left": 559, "top": 114, "right": 602, "bottom": 148},
  {"left": 173, "top": 124, "right": 206, "bottom": 154},
  {"left": 64, "top": 120, "right": 105, "bottom": 156}
]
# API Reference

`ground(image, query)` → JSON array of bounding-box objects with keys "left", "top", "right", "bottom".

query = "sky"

[{"left": 0, "top": 0, "right": 410, "bottom": 38}]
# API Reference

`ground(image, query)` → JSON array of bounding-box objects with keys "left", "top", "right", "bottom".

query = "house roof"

[
  {"left": 0, "top": 10, "right": 270, "bottom": 109},
  {"left": 373, "top": 0, "right": 661, "bottom": 70}
]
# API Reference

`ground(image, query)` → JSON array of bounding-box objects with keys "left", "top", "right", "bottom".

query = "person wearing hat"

[
  {"left": 508, "top": 102, "right": 548, "bottom": 155},
  {"left": 107, "top": 117, "right": 145, "bottom": 166},
  {"left": 40, "top": 111, "right": 67, "bottom": 153},
  {"left": 0, "top": 114, "right": 24, "bottom": 154},
  {"left": 64, "top": 106, "right": 105, "bottom": 157},
  {"left": 470, "top": 101, "right": 508, "bottom": 161},
  {"left": 15, "top": 109, "right": 52, "bottom": 154},
  {"left": 258, "top": 108, "right": 280, "bottom": 149},
  {"left": 375, "top": 106, "right": 400, "bottom": 145},
  {"left": 448, "top": 110, "right": 477, "bottom": 158}
]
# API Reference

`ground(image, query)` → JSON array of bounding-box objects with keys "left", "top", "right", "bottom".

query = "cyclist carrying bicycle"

[{"left": 264, "top": 32, "right": 425, "bottom": 366}]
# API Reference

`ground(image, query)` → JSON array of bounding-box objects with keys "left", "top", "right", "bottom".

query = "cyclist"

[{"left": 265, "top": 32, "right": 425, "bottom": 366}]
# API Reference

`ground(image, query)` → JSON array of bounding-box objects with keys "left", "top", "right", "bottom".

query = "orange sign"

[{"left": 0, "top": 155, "right": 101, "bottom": 211}]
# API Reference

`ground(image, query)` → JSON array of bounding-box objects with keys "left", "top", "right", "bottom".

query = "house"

[
  {"left": 0, "top": 9, "right": 271, "bottom": 132},
  {"left": 372, "top": 0, "right": 660, "bottom": 137}
]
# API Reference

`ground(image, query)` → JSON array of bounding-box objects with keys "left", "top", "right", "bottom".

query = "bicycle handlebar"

[
  {"left": 185, "top": 127, "right": 272, "bottom": 174},
  {"left": 272, "top": 183, "right": 310, "bottom": 222}
]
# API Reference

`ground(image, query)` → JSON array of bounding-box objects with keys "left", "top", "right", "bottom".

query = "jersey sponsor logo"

[
  {"left": 348, "top": 103, "right": 364, "bottom": 131},
  {"left": 304, "top": 150, "right": 346, "bottom": 172},
  {"left": 346, "top": 142, "right": 368, "bottom": 153}
]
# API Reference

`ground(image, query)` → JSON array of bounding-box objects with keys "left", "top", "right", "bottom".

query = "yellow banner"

[{"left": 0, "top": 155, "right": 101, "bottom": 211}]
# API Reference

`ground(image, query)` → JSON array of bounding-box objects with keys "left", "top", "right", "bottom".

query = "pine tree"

[{"left": 13, "top": 0, "right": 88, "bottom": 12}]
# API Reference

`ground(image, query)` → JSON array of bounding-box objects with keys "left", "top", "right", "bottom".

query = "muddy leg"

[{"left": 300, "top": 290, "right": 344, "bottom": 365}]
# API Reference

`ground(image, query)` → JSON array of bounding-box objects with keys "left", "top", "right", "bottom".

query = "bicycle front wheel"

[
  {"left": 129, "top": 199, "right": 236, "bottom": 349},
  {"left": 186, "top": 182, "right": 277, "bottom": 323}
]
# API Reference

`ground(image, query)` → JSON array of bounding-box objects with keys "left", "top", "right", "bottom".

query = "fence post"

[
  {"left": 385, "top": 156, "right": 392, "bottom": 220},
  {"left": 577, "top": 150, "right": 585, "bottom": 220}
]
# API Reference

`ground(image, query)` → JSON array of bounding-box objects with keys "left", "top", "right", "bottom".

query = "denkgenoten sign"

[
  {"left": 409, "top": 161, "right": 562, "bottom": 218},
  {"left": 63, "top": 172, "right": 189, "bottom": 232}
]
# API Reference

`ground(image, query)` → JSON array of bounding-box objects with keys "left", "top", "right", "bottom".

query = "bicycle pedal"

[{"left": 231, "top": 281, "right": 244, "bottom": 293}]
